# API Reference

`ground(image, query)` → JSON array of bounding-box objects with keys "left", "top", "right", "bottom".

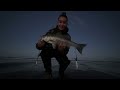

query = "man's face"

[{"left": 57, "top": 16, "right": 68, "bottom": 30}]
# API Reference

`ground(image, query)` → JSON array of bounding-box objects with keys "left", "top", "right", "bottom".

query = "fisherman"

[{"left": 36, "top": 12, "right": 71, "bottom": 79}]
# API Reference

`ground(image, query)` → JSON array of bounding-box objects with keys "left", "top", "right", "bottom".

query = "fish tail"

[{"left": 76, "top": 44, "right": 87, "bottom": 54}]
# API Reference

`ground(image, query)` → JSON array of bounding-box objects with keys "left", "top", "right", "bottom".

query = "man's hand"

[
  {"left": 57, "top": 42, "right": 67, "bottom": 51},
  {"left": 36, "top": 38, "right": 46, "bottom": 50},
  {"left": 38, "top": 40, "right": 45, "bottom": 47},
  {"left": 56, "top": 42, "right": 69, "bottom": 56}
]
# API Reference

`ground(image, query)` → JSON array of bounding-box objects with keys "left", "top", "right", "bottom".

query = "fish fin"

[{"left": 76, "top": 44, "right": 87, "bottom": 54}]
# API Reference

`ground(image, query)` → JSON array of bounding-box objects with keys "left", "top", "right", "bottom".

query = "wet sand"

[{"left": 0, "top": 58, "right": 120, "bottom": 79}]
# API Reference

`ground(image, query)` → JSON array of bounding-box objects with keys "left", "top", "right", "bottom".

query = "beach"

[{"left": 0, "top": 57, "right": 120, "bottom": 79}]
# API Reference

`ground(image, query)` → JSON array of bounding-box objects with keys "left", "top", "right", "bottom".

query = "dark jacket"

[{"left": 36, "top": 26, "right": 71, "bottom": 55}]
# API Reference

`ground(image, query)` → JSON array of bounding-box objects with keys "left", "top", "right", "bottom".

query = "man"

[{"left": 36, "top": 12, "right": 71, "bottom": 79}]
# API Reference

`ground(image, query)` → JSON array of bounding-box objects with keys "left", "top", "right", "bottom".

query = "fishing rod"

[
  {"left": 74, "top": 48, "right": 78, "bottom": 70},
  {"left": 36, "top": 50, "right": 41, "bottom": 64}
]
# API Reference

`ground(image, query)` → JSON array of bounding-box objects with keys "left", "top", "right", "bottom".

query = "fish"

[{"left": 40, "top": 35, "right": 87, "bottom": 54}]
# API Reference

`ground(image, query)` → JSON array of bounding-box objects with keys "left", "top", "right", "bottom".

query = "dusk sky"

[{"left": 0, "top": 11, "right": 120, "bottom": 60}]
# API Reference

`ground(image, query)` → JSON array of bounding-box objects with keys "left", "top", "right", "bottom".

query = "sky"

[{"left": 0, "top": 11, "right": 120, "bottom": 60}]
